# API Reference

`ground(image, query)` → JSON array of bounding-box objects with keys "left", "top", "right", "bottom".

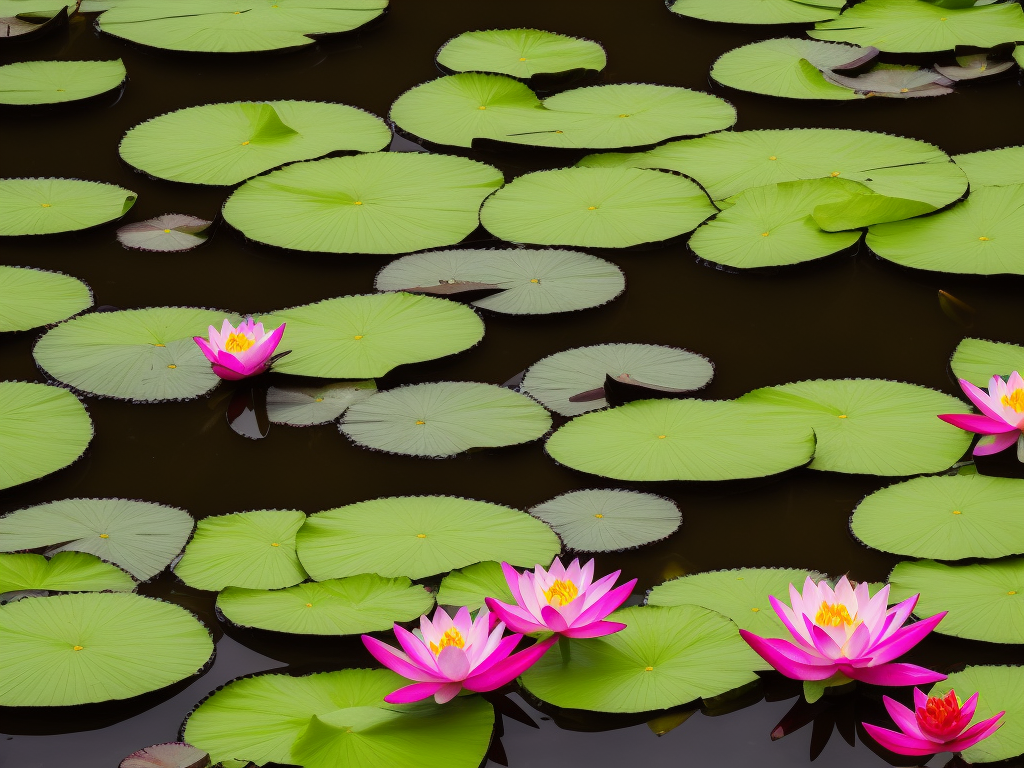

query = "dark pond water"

[{"left": 3, "top": 1, "right": 1024, "bottom": 766}]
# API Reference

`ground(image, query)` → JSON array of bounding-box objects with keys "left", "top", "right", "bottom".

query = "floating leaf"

[
  {"left": 339, "top": 381, "right": 551, "bottom": 458},
  {"left": 951, "top": 337, "right": 1024, "bottom": 387},
  {"left": 217, "top": 573, "right": 434, "bottom": 635},
  {"left": 930, "top": 666, "right": 1024, "bottom": 764},
  {"left": 738, "top": 379, "right": 972, "bottom": 475},
  {"left": 0, "top": 592, "right": 212, "bottom": 706},
  {"left": 120, "top": 101, "right": 390, "bottom": 186},
  {"left": 668, "top": 0, "right": 840, "bottom": 24},
  {"left": 436, "top": 28, "right": 606, "bottom": 79},
  {"left": 296, "top": 496, "right": 560, "bottom": 581},
  {"left": 0, "top": 551, "right": 135, "bottom": 594},
  {"left": 174, "top": 510, "right": 307, "bottom": 592},
  {"left": 120, "top": 742, "right": 210, "bottom": 768},
  {"left": 0, "top": 177, "right": 136, "bottom": 236},
  {"left": 0, "top": 5, "right": 68, "bottom": 39},
  {"left": 435, "top": 560, "right": 514, "bottom": 610},
  {"left": 266, "top": 381, "right": 376, "bottom": 426},
  {"left": 117, "top": 215, "right": 212, "bottom": 253},
  {"left": 222, "top": 153, "right": 503, "bottom": 254},
  {"left": 934, "top": 53, "right": 1015, "bottom": 80},
  {"left": 953, "top": 146, "right": 1024, "bottom": 188},
  {"left": 823, "top": 63, "right": 953, "bottom": 97},
  {"left": 0, "top": 59, "right": 125, "bottom": 105},
  {"left": 34, "top": 307, "right": 237, "bottom": 402},
  {"left": 520, "top": 605, "right": 763, "bottom": 713},
  {"left": 852, "top": 474, "right": 1024, "bottom": 560},
  {"left": 0, "top": 498, "right": 194, "bottom": 580},
  {"left": 0, "top": 265, "right": 91, "bottom": 332},
  {"left": 529, "top": 489, "right": 681, "bottom": 552}
]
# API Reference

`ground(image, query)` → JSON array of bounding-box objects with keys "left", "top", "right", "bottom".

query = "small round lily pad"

[
  {"left": 436, "top": 29, "right": 606, "bottom": 79},
  {"left": 0, "top": 177, "right": 136, "bottom": 236},
  {"left": 117, "top": 214, "right": 212, "bottom": 253},
  {"left": 0, "top": 58, "right": 126, "bottom": 105},
  {"left": 529, "top": 489, "right": 681, "bottom": 552},
  {"left": 0, "top": 265, "right": 91, "bottom": 332},
  {"left": 0, "top": 551, "right": 136, "bottom": 595},
  {"left": 266, "top": 381, "right": 377, "bottom": 426}
]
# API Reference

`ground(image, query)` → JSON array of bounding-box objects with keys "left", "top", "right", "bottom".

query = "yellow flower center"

[
  {"left": 815, "top": 601, "right": 856, "bottom": 627},
  {"left": 588, "top": 206, "right": 597, "bottom": 210},
  {"left": 530, "top": 278, "right": 540, "bottom": 283},
  {"left": 225, "top": 332, "right": 255, "bottom": 353},
  {"left": 544, "top": 579, "right": 579, "bottom": 607},
  {"left": 416, "top": 533, "right": 426, "bottom": 538},
  {"left": 99, "top": 533, "right": 109, "bottom": 538},
  {"left": 354, "top": 201, "right": 363, "bottom": 205},
  {"left": 73, "top": 645, "right": 83, "bottom": 651},
  {"left": 429, "top": 627, "right": 465, "bottom": 655},
  {"left": 415, "top": 420, "right": 426, "bottom": 425},
  {"left": 1001, "top": 389, "right": 1024, "bottom": 413},
  {"left": 953, "top": 509, "right": 962, "bottom": 515},
  {"left": 353, "top": 335, "right": 363, "bottom": 340},
  {"left": 980, "top": 236, "right": 990, "bottom": 241},
  {"left": 167, "top": 364, "right": 176, "bottom": 369},
  {"left": 751, "top": 607, "right": 760, "bottom": 612},
  {"left": 594, "top": 513, "right": 604, "bottom": 518},
  {"left": 838, "top": 414, "right": 848, "bottom": 419}
]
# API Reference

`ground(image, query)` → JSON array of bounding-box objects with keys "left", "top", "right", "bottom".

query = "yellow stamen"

[
  {"left": 588, "top": 206, "right": 597, "bottom": 210},
  {"left": 271, "top": 542, "right": 279, "bottom": 547},
  {"left": 644, "top": 666, "right": 654, "bottom": 672},
  {"left": 751, "top": 607, "right": 760, "bottom": 612},
  {"left": 99, "top": 534, "right": 109, "bottom": 539},
  {"left": 167, "top": 364, "right": 176, "bottom": 369},
  {"left": 224, "top": 332, "right": 255, "bottom": 353},
  {"left": 416, "top": 533, "right": 426, "bottom": 538},
  {"left": 429, "top": 627, "right": 465, "bottom": 655},
  {"left": 530, "top": 278, "right": 540, "bottom": 283},
  {"left": 815, "top": 601, "right": 856, "bottom": 628},
  {"left": 353, "top": 335, "right": 363, "bottom": 340},
  {"left": 73, "top": 645, "right": 83, "bottom": 651},
  {"left": 838, "top": 414, "right": 848, "bottom": 419},
  {"left": 953, "top": 509, "right": 962, "bottom": 515},
  {"left": 354, "top": 201, "right": 363, "bottom": 205},
  {"left": 1001, "top": 389, "right": 1024, "bottom": 413},
  {"left": 415, "top": 420, "right": 425, "bottom": 425},
  {"left": 544, "top": 579, "right": 579, "bottom": 607},
  {"left": 979, "top": 236, "right": 990, "bottom": 241},
  {"left": 594, "top": 513, "right": 604, "bottom": 518}
]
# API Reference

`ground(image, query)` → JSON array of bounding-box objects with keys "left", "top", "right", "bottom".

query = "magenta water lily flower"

[
  {"left": 193, "top": 317, "right": 285, "bottom": 381},
  {"left": 484, "top": 557, "right": 636, "bottom": 638},
  {"left": 362, "top": 606, "right": 556, "bottom": 704},
  {"left": 739, "top": 576, "right": 946, "bottom": 688},
  {"left": 863, "top": 688, "right": 1004, "bottom": 756},
  {"left": 939, "top": 373, "right": 1024, "bottom": 458}
]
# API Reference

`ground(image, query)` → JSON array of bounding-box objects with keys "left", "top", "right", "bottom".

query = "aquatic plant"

[
  {"left": 862, "top": 688, "right": 1003, "bottom": 756},
  {"left": 940, "top": 374, "right": 1024, "bottom": 458},
  {"left": 194, "top": 317, "right": 286, "bottom": 381}
]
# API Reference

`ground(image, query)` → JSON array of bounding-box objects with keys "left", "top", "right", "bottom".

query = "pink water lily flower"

[
  {"left": 193, "top": 317, "right": 285, "bottom": 381},
  {"left": 739, "top": 576, "right": 946, "bottom": 687},
  {"left": 485, "top": 557, "right": 636, "bottom": 638},
  {"left": 863, "top": 688, "right": 1004, "bottom": 756},
  {"left": 939, "top": 373, "right": 1024, "bottom": 458},
  {"left": 362, "top": 606, "right": 556, "bottom": 704}
]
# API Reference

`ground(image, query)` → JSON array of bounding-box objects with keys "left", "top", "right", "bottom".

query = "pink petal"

[
  {"left": 211, "top": 363, "right": 250, "bottom": 381},
  {"left": 739, "top": 631, "right": 836, "bottom": 680},
  {"left": 771, "top": 595, "right": 814, "bottom": 647},
  {"left": 465, "top": 633, "right": 521, "bottom": 679},
  {"left": 913, "top": 687, "right": 929, "bottom": 710},
  {"left": 809, "top": 622, "right": 844, "bottom": 660},
  {"left": 484, "top": 598, "right": 545, "bottom": 635},
  {"left": 193, "top": 336, "right": 218, "bottom": 363},
  {"left": 361, "top": 635, "right": 441, "bottom": 682},
  {"left": 960, "top": 379, "right": 1009, "bottom": 423},
  {"left": 578, "top": 559, "right": 596, "bottom": 591},
  {"left": 560, "top": 620, "right": 626, "bottom": 638},
  {"left": 974, "top": 430, "right": 1021, "bottom": 456},
  {"left": 862, "top": 723, "right": 941, "bottom": 756},
  {"left": 501, "top": 562, "right": 525, "bottom": 605},
  {"left": 945, "top": 712, "right": 1005, "bottom": 752},
  {"left": 570, "top": 580, "right": 635, "bottom": 627},
  {"left": 433, "top": 682, "right": 463, "bottom": 704},
  {"left": 883, "top": 695, "right": 927, "bottom": 739},
  {"left": 957, "top": 691, "right": 979, "bottom": 725},
  {"left": 541, "top": 605, "right": 570, "bottom": 632},
  {"left": 436, "top": 646, "right": 471, "bottom": 681},
  {"left": 843, "top": 621, "right": 872, "bottom": 660},
  {"left": 843, "top": 662, "right": 946, "bottom": 687},
  {"left": 939, "top": 413, "right": 1018, "bottom": 434},
  {"left": 868, "top": 612, "right": 947, "bottom": 665},
  {"left": 384, "top": 681, "right": 444, "bottom": 704},
  {"left": 394, "top": 625, "right": 441, "bottom": 675},
  {"left": 462, "top": 636, "right": 557, "bottom": 692}
]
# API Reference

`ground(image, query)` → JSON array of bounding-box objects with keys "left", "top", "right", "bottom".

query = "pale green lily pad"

[
  {"left": 436, "top": 28, "right": 606, "bottom": 79},
  {"left": 669, "top": 0, "right": 841, "bottom": 24},
  {"left": 116, "top": 214, "right": 211, "bottom": 253},
  {"left": 436, "top": 560, "right": 514, "bottom": 610},
  {"left": 930, "top": 666, "right": 1024, "bottom": 764},
  {"left": 951, "top": 338, "right": 1024, "bottom": 387},
  {"left": 0, "top": 265, "right": 91, "bottom": 332},
  {"left": 266, "top": 381, "right": 377, "bottom": 426},
  {"left": 738, "top": 379, "right": 972, "bottom": 475},
  {"left": 174, "top": 510, "right": 307, "bottom": 592},
  {"left": 520, "top": 605, "right": 763, "bottom": 712},
  {"left": 296, "top": 496, "right": 560, "bottom": 581},
  {"left": 953, "top": 146, "right": 1024, "bottom": 188},
  {"left": 339, "top": 381, "right": 552, "bottom": 458},
  {"left": 0, "top": 551, "right": 135, "bottom": 594},
  {"left": 217, "top": 573, "right": 434, "bottom": 635},
  {"left": 0, "top": 59, "right": 125, "bottom": 105},
  {"left": 0, "top": 178, "right": 136, "bottom": 236},
  {"left": 0, "top": 592, "right": 213, "bottom": 706},
  {"left": 529, "top": 489, "right": 681, "bottom": 552},
  {"left": 852, "top": 475, "right": 1024, "bottom": 560}
]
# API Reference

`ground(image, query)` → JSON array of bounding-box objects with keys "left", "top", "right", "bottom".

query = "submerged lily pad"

[
  {"left": 934, "top": 53, "right": 1015, "bottom": 81},
  {"left": 529, "top": 489, "right": 681, "bottom": 552},
  {"left": 0, "top": 177, "right": 136, "bottom": 236},
  {"left": 930, "top": 666, "right": 1024, "bottom": 764},
  {"left": 823, "top": 63, "right": 953, "bottom": 98},
  {"left": 0, "top": 381, "right": 92, "bottom": 491},
  {"left": 520, "top": 604, "right": 763, "bottom": 713},
  {"left": 266, "top": 381, "right": 377, "bottom": 426},
  {"left": 174, "top": 510, "right": 307, "bottom": 592},
  {"left": 738, "top": 379, "right": 972, "bottom": 475},
  {"left": 34, "top": 307, "right": 237, "bottom": 402},
  {"left": 0, "top": 592, "right": 212, "bottom": 706},
  {"left": 296, "top": 496, "right": 560, "bottom": 581},
  {"left": 669, "top": 0, "right": 841, "bottom": 24},
  {"left": 339, "top": 381, "right": 551, "bottom": 458},
  {"left": 436, "top": 560, "right": 515, "bottom": 610},
  {"left": 0, "top": 498, "right": 194, "bottom": 581},
  {"left": 0, "top": 59, "right": 125, "bottom": 105},
  {"left": 953, "top": 146, "right": 1024, "bottom": 188},
  {"left": 951, "top": 338, "right": 1024, "bottom": 387},
  {"left": 217, "top": 573, "right": 434, "bottom": 635},
  {"left": 120, "top": 101, "right": 390, "bottom": 186},
  {"left": 0, "top": 551, "right": 135, "bottom": 595},
  {"left": 117, "top": 215, "right": 212, "bottom": 252},
  {"left": 436, "top": 29, "right": 606, "bottom": 79},
  {"left": 374, "top": 248, "right": 625, "bottom": 316},
  {"left": 119, "top": 743, "right": 210, "bottom": 768},
  {"left": 222, "top": 153, "right": 502, "bottom": 254},
  {"left": 0, "top": 265, "right": 91, "bottom": 332}
]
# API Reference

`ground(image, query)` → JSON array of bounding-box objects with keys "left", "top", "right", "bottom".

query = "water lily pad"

[
  {"left": 183, "top": 669, "right": 493, "bottom": 767},
  {"left": 174, "top": 510, "right": 307, "bottom": 592},
  {"left": 96, "top": 0, "right": 387, "bottom": 53},
  {"left": 296, "top": 496, "right": 560, "bottom": 581},
  {"left": 0, "top": 498, "right": 194, "bottom": 580},
  {"left": 852, "top": 475, "right": 1024, "bottom": 560},
  {"left": 647, "top": 568, "right": 820, "bottom": 640},
  {"left": 481, "top": 166, "right": 715, "bottom": 248},
  {"left": 930, "top": 666, "right": 1024, "bottom": 764},
  {"left": 119, "top": 742, "right": 210, "bottom": 768},
  {"left": 436, "top": 560, "right": 514, "bottom": 610},
  {"left": 374, "top": 248, "right": 625, "bottom": 316},
  {"left": 0, "top": 592, "right": 213, "bottom": 706},
  {"left": 934, "top": 53, "right": 1015, "bottom": 80},
  {"left": 117, "top": 215, "right": 212, "bottom": 252},
  {"left": 34, "top": 307, "right": 237, "bottom": 402},
  {"left": 889, "top": 558, "right": 1024, "bottom": 644},
  {"left": 0, "top": 265, "right": 91, "bottom": 332},
  {"left": 953, "top": 146, "right": 1024, "bottom": 188},
  {"left": 222, "top": 153, "right": 502, "bottom": 254},
  {"left": 951, "top": 337, "right": 1024, "bottom": 387},
  {"left": 0, "top": 381, "right": 92, "bottom": 491},
  {"left": 823, "top": 63, "right": 953, "bottom": 98},
  {"left": 217, "top": 573, "right": 434, "bottom": 635},
  {"left": 545, "top": 398, "right": 816, "bottom": 481},
  {"left": 0, "top": 177, "right": 136, "bottom": 236},
  {"left": 266, "top": 381, "right": 377, "bottom": 426},
  {"left": 120, "top": 101, "right": 390, "bottom": 186},
  {"left": 436, "top": 29, "right": 606, "bottom": 79},
  {"left": 738, "top": 379, "right": 972, "bottom": 475},
  {"left": 529, "top": 489, "right": 681, "bottom": 552},
  {"left": 520, "top": 604, "right": 763, "bottom": 712},
  {"left": 521, "top": 343, "right": 714, "bottom": 417},
  {"left": 669, "top": 0, "right": 841, "bottom": 24},
  {"left": 339, "top": 381, "right": 551, "bottom": 458},
  {"left": 0, "top": 551, "right": 135, "bottom": 595},
  {"left": 0, "top": 58, "right": 125, "bottom": 105},
  {"left": 0, "top": 5, "right": 68, "bottom": 38}
]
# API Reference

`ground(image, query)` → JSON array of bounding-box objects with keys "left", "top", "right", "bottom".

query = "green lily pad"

[
  {"left": 738, "top": 379, "right": 972, "bottom": 475},
  {"left": 0, "top": 265, "right": 91, "bottom": 332},
  {"left": 374, "top": 248, "right": 625, "bottom": 316},
  {"left": 217, "top": 573, "right": 434, "bottom": 635},
  {"left": 0, "top": 381, "right": 92, "bottom": 491},
  {"left": 852, "top": 475, "right": 1024, "bottom": 560},
  {"left": 930, "top": 666, "right": 1024, "bottom": 764},
  {"left": 529, "top": 489, "right": 681, "bottom": 552},
  {"left": 0, "top": 59, "right": 125, "bottom": 105},
  {"left": 436, "top": 28, "right": 606, "bottom": 79},
  {"left": 0, "top": 498, "right": 194, "bottom": 581},
  {"left": 436, "top": 560, "right": 514, "bottom": 610},
  {"left": 120, "top": 101, "right": 390, "bottom": 186},
  {"left": 951, "top": 338, "right": 1024, "bottom": 388},
  {"left": 0, "top": 178, "right": 136, "bottom": 236},
  {"left": 520, "top": 604, "right": 763, "bottom": 713},
  {"left": 953, "top": 146, "right": 1024, "bottom": 188},
  {"left": 521, "top": 342, "right": 714, "bottom": 417},
  {"left": 0, "top": 592, "right": 212, "bottom": 706},
  {"left": 96, "top": 0, "right": 387, "bottom": 53},
  {"left": 116, "top": 214, "right": 212, "bottom": 253},
  {"left": 34, "top": 307, "right": 237, "bottom": 402},
  {"left": 339, "top": 381, "right": 551, "bottom": 458},
  {"left": 669, "top": 0, "right": 841, "bottom": 24},
  {"left": 222, "top": 153, "right": 503, "bottom": 254},
  {"left": 647, "top": 568, "right": 821, "bottom": 640},
  {"left": 0, "top": 551, "right": 135, "bottom": 595},
  {"left": 183, "top": 669, "right": 494, "bottom": 767},
  {"left": 545, "top": 398, "right": 816, "bottom": 482},
  {"left": 174, "top": 510, "right": 307, "bottom": 592},
  {"left": 481, "top": 166, "right": 715, "bottom": 248},
  {"left": 889, "top": 558, "right": 1024, "bottom": 644},
  {"left": 296, "top": 496, "right": 560, "bottom": 581},
  {"left": 266, "top": 381, "right": 377, "bottom": 426}
]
